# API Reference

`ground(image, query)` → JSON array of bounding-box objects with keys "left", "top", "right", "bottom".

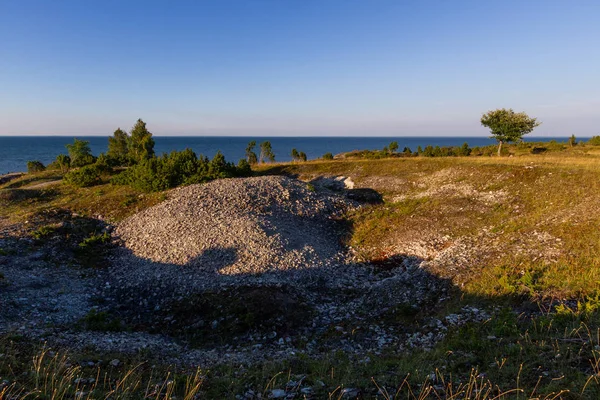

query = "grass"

[
  {"left": 0, "top": 171, "right": 165, "bottom": 224},
  {"left": 3, "top": 143, "right": 600, "bottom": 398}
]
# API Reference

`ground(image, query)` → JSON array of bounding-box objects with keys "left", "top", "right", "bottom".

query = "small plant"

[
  {"left": 31, "top": 225, "right": 55, "bottom": 239},
  {"left": 322, "top": 152, "right": 334, "bottom": 160},
  {"left": 78, "top": 232, "right": 110, "bottom": 249}
]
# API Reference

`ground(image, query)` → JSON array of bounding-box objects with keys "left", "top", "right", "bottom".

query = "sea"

[{"left": 0, "top": 136, "right": 572, "bottom": 175}]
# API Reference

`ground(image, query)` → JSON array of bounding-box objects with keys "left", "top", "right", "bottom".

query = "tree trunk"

[{"left": 497, "top": 141, "right": 503, "bottom": 157}]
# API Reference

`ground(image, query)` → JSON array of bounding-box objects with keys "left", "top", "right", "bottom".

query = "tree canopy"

[
  {"left": 481, "top": 109, "right": 540, "bottom": 156},
  {"left": 108, "top": 128, "right": 129, "bottom": 165},
  {"left": 259, "top": 141, "right": 275, "bottom": 163},
  {"left": 245, "top": 141, "right": 258, "bottom": 165},
  {"left": 128, "top": 119, "right": 155, "bottom": 163},
  {"left": 66, "top": 138, "right": 95, "bottom": 167}
]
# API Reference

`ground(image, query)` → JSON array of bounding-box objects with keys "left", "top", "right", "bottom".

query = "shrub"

[
  {"left": 32, "top": 225, "right": 55, "bottom": 239},
  {"left": 459, "top": 142, "right": 472, "bottom": 156},
  {"left": 237, "top": 159, "right": 252, "bottom": 176},
  {"left": 66, "top": 138, "right": 96, "bottom": 167},
  {"left": 588, "top": 136, "right": 600, "bottom": 146},
  {"left": 112, "top": 149, "right": 244, "bottom": 192},
  {"left": 322, "top": 153, "right": 334, "bottom": 160},
  {"left": 79, "top": 232, "right": 111, "bottom": 249},
  {"left": 27, "top": 160, "right": 46, "bottom": 173},
  {"left": 63, "top": 164, "right": 102, "bottom": 187},
  {"left": 48, "top": 154, "right": 71, "bottom": 173}
]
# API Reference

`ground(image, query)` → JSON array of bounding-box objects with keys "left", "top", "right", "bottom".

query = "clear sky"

[{"left": 1, "top": 0, "right": 599, "bottom": 136}]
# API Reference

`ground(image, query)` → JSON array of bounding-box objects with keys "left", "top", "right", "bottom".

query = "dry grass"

[{"left": 260, "top": 151, "right": 600, "bottom": 300}]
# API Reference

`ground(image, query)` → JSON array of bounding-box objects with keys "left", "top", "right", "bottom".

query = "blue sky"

[{"left": 1, "top": 0, "right": 599, "bottom": 136}]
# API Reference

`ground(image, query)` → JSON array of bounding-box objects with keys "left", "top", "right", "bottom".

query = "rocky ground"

[{"left": 0, "top": 175, "right": 496, "bottom": 374}]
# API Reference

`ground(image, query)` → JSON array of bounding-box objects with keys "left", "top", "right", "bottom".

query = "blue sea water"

[{"left": 0, "top": 136, "right": 569, "bottom": 175}]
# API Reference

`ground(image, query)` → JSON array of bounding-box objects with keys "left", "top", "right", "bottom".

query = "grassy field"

[{"left": 2, "top": 143, "right": 600, "bottom": 398}]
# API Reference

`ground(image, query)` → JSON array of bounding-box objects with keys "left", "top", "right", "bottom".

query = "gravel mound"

[
  {"left": 116, "top": 176, "right": 353, "bottom": 275},
  {"left": 107, "top": 176, "right": 357, "bottom": 308}
]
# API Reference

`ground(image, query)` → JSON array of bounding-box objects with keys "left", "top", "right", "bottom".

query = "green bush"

[
  {"left": 66, "top": 138, "right": 96, "bottom": 167},
  {"left": 588, "top": 136, "right": 600, "bottom": 146},
  {"left": 63, "top": 164, "right": 102, "bottom": 187},
  {"left": 47, "top": 154, "right": 71, "bottom": 172},
  {"left": 322, "top": 152, "right": 334, "bottom": 160},
  {"left": 79, "top": 232, "right": 111, "bottom": 249},
  {"left": 32, "top": 225, "right": 55, "bottom": 239},
  {"left": 112, "top": 149, "right": 248, "bottom": 192},
  {"left": 237, "top": 159, "right": 252, "bottom": 176},
  {"left": 27, "top": 160, "right": 46, "bottom": 173}
]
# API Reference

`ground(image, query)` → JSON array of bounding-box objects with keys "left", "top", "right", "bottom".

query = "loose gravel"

[{"left": 106, "top": 176, "right": 358, "bottom": 311}]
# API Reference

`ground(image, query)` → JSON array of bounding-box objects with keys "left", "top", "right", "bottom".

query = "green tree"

[
  {"left": 389, "top": 141, "right": 399, "bottom": 153},
  {"left": 128, "top": 119, "right": 155, "bottom": 163},
  {"left": 568, "top": 134, "right": 577, "bottom": 147},
  {"left": 66, "top": 138, "right": 95, "bottom": 167},
  {"left": 107, "top": 128, "right": 129, "bottom": 165},
  {"left": 259, "top": 141, "right": 275, "bottom": 163},
  {"left": 298, "top": 151, "right": 307, "bottom": 162},
  {"left": 481, "top": 109, "right": 540, "bottom": 156},
  {"left": 245, "top": 141, "right": 258, "bottom": 165},
  {"left": 55, "top": 154, "right": 71, "bottom": 173},
  {"left": 322, "top": 152, "right": 334, "bottom": 160},
  {"left": 291, "top": 148, "right": 300, "bottom": 161},
  {"left": 459, "top": 142, "right": 472, "bottom": 156},
  {"left": 423, "top": 145, "right": 434, "bottom": 157}
]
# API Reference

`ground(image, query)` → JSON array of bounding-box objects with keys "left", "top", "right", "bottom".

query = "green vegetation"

[
  {"left": 31, "top": 225, "right": 56, "bottom": 240},
  {"left": 322, "top": 152, "right": 334, "bottom": 160},
  {"left": 481, "top": 108, "right": 540, "bottom": 156},
  {"left": 259, "top": 140, "right": 276, "bottom": 163},
  {"left": 66, "top": 138, "right": 95, "bottom": 167},
  {"left": 589, "top": 135, "right": 600, "bottom": 146},
  {"left": 52, "top": 154, "right": 71, "bottom": 173},
  {"left": 127, "top": 118, "right": 155, "bottom": 163},
  {"left": 107, "top": 127, "right": 129, "bottom": 165},
  {"left": 26, "top": 161, "right": 46, "bottom": 173},
  {"left": 245, "top": 140, "right": 258, "bottom": 164},
  {"left": 63, "top": 164, "right": 102, "bottom": 187},
  {"left": 111, "top": 149, "right": 249, "bottom": 192},
  {"left": 291, "top": 148, "right": 307, "bottom": 162}
]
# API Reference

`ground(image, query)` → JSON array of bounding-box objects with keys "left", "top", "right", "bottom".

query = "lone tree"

[
  {"left": 389, "top": 141, "right": 399, "bottom": 153},
  {"left": 481, "top": 108, "right": 540, "bottom": 156},
  {"left": 128, "top": 119, "right": 155, "bottom": 163}
]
